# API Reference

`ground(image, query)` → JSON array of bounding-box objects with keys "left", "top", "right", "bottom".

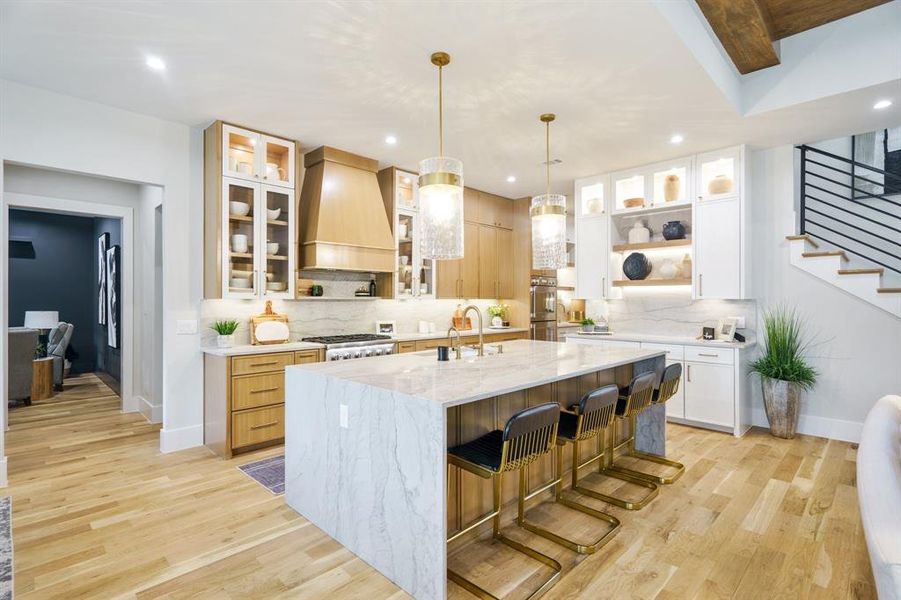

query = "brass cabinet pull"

[
  {"left": 250, "top": 361, "right": 278, "bottom": 368},
  {"left": 250, "top": 387, "right": 279, "bottom": 394},
  {"left": 250, "top": 421, "right": 279, "bottom": 430}
]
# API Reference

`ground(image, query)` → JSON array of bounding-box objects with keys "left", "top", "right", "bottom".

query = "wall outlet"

[
  {"left": 730, "top": 316, "right": 746, "bottom": 329},
  {"left": 176, "top": 319, "right": 197, "bottom": 334},
  {"left": 339, "top": 404, "right": 349, "bottom": 429}
]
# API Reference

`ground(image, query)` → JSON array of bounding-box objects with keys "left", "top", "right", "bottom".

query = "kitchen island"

[{"left": 284, "top": 339, "right": 666, "bottom": 599}]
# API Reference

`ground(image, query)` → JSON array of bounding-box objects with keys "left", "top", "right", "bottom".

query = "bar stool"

[
  {"left": 572, "top": 372, "right": 660, "bottom": 511},
  {"left": 447, "top": 402, "right": 563, "bottom": 599},
  {"left": 552, "top": 384, "right": 622, "bottom": 552},
  {"left": 608, "top": 364, "right": 685, "bottom": 485}
]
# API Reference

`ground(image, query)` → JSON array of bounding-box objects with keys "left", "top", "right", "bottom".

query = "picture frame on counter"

[
  {"left": 375, "top": 320, "right": 396, "bottom": 335},
  {"left": 715, "top": 318, "right": 738, "bottom": 341}
]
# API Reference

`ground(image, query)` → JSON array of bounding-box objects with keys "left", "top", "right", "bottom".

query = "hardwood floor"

[{"left": 5, "top": 373, "right": 873, "bottom": 599}]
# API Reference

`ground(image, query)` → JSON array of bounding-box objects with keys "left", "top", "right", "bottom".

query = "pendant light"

[
  {"left": 419, "top": 52, "right": 464, "bottom": 260},
  {"left": 531, "top": 113, "right": 567, "bottom": 269}
]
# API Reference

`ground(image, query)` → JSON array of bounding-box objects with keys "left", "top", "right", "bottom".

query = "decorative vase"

[
  {"left": 659, "top": 259, "right": 678, "bottom": 280},
  {"left": 623, "top": 252, "right": 651, "bottom": 280},
  {"left": 628, "top": 220, "right": 651, "bottom": 244},
  {"left": 491, "top": 316, "right": 503, "bottom": 327},
  {"left": 311, "top": 285, "right": 324, "bottom": 297},
  {"left": 681, "top": 253, "right": 692, "bottom": 278},
  {"left": 662, "top": 221, "right": 686, "bottom": 240},
  {"left": 761, "top": 377, "right": 802, "bottom": 439},
  {"left": 708, "top": 174, "right": 733, "bottom": 195},
  {"left": 663, "top": 174, "right": 680, "bottom": 202},
  {"left": 216, "top": 334, "right": 234, "bottom": 349}
]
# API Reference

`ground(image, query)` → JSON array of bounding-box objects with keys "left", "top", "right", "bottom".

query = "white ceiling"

[{"left": 1, "top": 1, "right": 899, "bottom": 197}]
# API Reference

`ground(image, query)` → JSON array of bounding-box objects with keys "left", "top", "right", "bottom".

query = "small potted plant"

[
  {"left": 580, "top": 318, "right": 596, "bottom": 333},
  {"left": 749, "top": 306, "right": 817, "bottom": 439},
  {"left": 487, "top": 304, "right": 509, "bottom": 328},
  {"left": 211, "top": 320, "right": 239, "bottom": 348}
]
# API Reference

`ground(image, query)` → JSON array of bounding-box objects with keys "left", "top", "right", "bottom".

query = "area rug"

[
  {"left": 0, "top": 497, "right": 11, "bottom": 600},
  {"left": 238, "top": 455, "right": 285, "bottom": 495}
]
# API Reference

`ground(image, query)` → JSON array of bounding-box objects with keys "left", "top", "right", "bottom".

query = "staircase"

[{"left": 789, "top": 145, "right": 901, "bottom": 319}]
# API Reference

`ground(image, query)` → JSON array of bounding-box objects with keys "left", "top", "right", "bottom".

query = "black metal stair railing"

[{"left": 797, "top": 144, "right": 901, "bottom": 275}]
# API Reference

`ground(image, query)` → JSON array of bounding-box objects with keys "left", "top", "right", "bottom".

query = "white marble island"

[{"left": 285, "top": 340, "right": 666, "bottom": 599}]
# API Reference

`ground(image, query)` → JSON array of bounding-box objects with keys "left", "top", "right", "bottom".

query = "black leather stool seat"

[
  {"left": 448, "top": 430, "right": 504, "bottom": 472},
  {"left": 557, "top": 411, "right": 580, "bottom": 441},
  {"left": 615, "top": 394, "right": 629, "bottom": 415}
]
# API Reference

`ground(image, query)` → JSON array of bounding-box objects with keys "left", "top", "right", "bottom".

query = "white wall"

[
  {"left": 0, "top": 79, "right": 203, "bottom": 457},
  {"left": 750, "top": 144, "right": 901, "bottom": 439}
]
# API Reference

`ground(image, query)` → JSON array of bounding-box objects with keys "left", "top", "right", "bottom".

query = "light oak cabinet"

[
  {"left": 437, "top": 222, "right": 480, "bottom": 299},
  {"left": 204, "top": 121, "right": 300, "bottom": 300},
  {"left": 204, "top": 348, "right": 323, "bottom": 458},
  {"left": 477, "top": 191, "right": 514, "bottom": 229}
]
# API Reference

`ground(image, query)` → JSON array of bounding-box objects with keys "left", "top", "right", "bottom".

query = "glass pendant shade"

[
  {"left": 530, "top": 193, "right": 567, "bottom": 269},
  {"left": 419, "top": 156, "right": 464, "bottom": 259}
]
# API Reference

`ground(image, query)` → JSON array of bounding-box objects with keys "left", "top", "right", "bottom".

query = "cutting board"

[{"left": 251, "top": 301, "right": 290, "bottom": 345}]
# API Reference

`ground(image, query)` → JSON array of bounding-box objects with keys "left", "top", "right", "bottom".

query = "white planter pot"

[
  {"left": 216, "top": 334, "right": 235, "bottom": 348},
  {"left": 491, "top": 316, "right": 504, "bottom": 327}
]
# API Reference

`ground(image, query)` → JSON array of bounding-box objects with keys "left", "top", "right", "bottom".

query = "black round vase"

[
  {"left": 662, "top": 220, "right": 686, "bottom": 240},
  {"left": 623, "top": 252, "right": 651, "bottom": 280}
]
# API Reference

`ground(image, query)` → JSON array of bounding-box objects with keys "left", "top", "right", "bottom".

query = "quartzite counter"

[{"left": 284, "top": 339, "right": 666, "bottom": 599}]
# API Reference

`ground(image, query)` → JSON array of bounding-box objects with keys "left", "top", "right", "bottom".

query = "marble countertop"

[
  {"left": 288, "top": 339, "right": 664, "bottom": 408},
  {"left": 393, "top": 327, "right": 529, "bottom": 342},
  {"left": 202, "top": 341, "right": 325, "bottom": 356},
  {"left": 564, "top": 330, "right": 756, "bottom": 349}
]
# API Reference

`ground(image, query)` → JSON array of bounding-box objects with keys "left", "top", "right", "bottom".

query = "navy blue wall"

[
  {"left": 9, "top": 209, "right": 96, "bottom": 374},
  {"left": 93, "top": 217, "right": 121, "bottom": 391}
]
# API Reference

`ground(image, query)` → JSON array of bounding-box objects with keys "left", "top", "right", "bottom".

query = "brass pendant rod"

[
  {"left": 545, "top": 119, "right": 550, "bottom": 197},
  {"left": 439, "top": 64, "right": 444, "bottom": 157}
]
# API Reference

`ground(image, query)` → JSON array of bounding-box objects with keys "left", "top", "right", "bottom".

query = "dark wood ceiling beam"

[
  {"left": 764, "top": 0, "right": 892, "bottom": 40},
  {"left": 696, "top": 0, "right": 782, "bottom": 74}
]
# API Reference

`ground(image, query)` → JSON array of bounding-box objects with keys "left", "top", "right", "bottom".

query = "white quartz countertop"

[
  {"left": 392, "top": 327, "right": 528, "bottom": 342},
  {"left": 202, "top": 341, "right": 325, "bottom": 356},
  {"left": 288, "top": 339, "right": 664, "bottom": 408},
  {"left": 564, "top": 331, "right": 756, "bottom": 349}
]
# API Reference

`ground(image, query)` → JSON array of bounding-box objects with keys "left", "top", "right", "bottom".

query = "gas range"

[{"left": 301, "top": 334, "right": 396, "bottom": 361}]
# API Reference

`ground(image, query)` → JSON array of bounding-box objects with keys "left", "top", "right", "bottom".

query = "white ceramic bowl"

[
  {"left": 267, "top": 208, "right": 281, "bottom": 220},
  {"left": 265, "top": 272, "right": 274, "bottom": 282},
  {"left": 266, "top": 281, "right": 287, "bottom": 292},
  {"left": 229, "top": 201, "right": 250, "bottom": 216},
  {"left": 267, "top": 242, "right": 279, "bottom": 255},
  {"left": 230, "top": 277, "right": 252, "bottom": 289},
  {"left": 231, "top": 270, "right": 252, "bottom": 279}
]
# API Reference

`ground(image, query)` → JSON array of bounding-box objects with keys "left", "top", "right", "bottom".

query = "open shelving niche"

[{"left": 610, "top": 203, "right": 693, "bottom": 290}]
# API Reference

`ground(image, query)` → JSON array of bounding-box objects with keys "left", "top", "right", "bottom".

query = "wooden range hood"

[{"left": 299, "top": 146, "right": 395, "bottom": 273}]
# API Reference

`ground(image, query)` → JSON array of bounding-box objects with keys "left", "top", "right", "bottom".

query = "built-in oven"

[{"left": 530, "top": 275, "right": 558, "bottom": 341}]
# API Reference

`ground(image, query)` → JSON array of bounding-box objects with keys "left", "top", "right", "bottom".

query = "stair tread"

[
  {"left": 837, "top": 268, "right": 884, "bottom": 275},
  {"left": 785, "top": 234, "right": 820, "bottom": 248},
  {"left": 802, "top": 250, "right": 849, "bottom": 261},
  {"left": 877, "top": 288, "right": 901, "bottom": 294}
]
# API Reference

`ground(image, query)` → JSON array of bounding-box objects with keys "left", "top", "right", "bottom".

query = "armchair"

[
  {"left": 8, "top": 328, "right": 38, "bottom": 405},
  {"left": 47, "top": 322, "right": 73, "bottom": 389}
]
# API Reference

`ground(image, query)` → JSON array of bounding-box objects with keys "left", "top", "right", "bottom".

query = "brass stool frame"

[
  {"left": 608, "top": 366, "right": 686, "bottom": 485},
  {"left": 578, "top": 373, "right": 660, "bottom": 511},
  {"left": 447, "top": 409, "right": 562, "bottom": 600}
]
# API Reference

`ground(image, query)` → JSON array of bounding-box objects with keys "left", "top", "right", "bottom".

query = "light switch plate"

[
  {"left": 176, "top": 319, "right": 198, "bottom": 335},
  {"left": 730, "top": 316, "right": 746, "bottom": 329},
  {"left": 339, "top": 404, "right": 349, "bottom": 428}
]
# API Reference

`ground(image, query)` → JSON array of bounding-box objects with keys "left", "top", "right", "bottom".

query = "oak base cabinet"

[{"left": 204, "top": 348, "right": 323, "bottom": 457}]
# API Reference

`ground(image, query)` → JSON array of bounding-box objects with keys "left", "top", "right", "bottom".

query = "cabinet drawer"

[
  {"left": 231, "top": 352, "right": 294, "bottom": 376},
  {"left": 232, "top": 405, "right": 285, "bottom": 449},
  {"left": 684, "top": 346, "right": 734, "bottom": 365},
  {"left": 416, "top": 338, "right": 447, "bottom": 351},
  {"left": 294, "top": 349, "right": 321, "bottom": 364},
  {"left": 397, "top": 341, "right": 416, "bottom": 353},
  {"left": 232, "top": 372, "right": 284, "bottom": 411},
  {"left": 640, "top": 342, "right": 684, "bottom": 361}
]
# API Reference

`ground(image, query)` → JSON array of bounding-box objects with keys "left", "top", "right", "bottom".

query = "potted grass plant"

[
  {"left": 749, "top": 306, "right": 817, "bottom": 439},
  {"left": 211, "top": 320, "right": 239, "bottom": 348},
  {"left": 579, "top": 318, "right": 596, "bottom": 333}
]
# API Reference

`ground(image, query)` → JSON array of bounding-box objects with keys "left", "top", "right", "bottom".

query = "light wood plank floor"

[{"left": 5, "top": 373, "right": 874, "bottom": 599}]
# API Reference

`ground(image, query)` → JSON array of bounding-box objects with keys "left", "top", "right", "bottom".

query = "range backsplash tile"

[{"left": 201, "top": 298, "right": 503, "bottom": 346}]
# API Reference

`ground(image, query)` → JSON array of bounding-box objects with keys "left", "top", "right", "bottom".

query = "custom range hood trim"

[{"left": 299, "top": 146, "right": 395, "bottom": 273}]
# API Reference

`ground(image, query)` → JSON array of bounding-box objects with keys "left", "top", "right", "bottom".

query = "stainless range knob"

[{"left": 342, "top": 352, "right": 351, "bottom": 360}]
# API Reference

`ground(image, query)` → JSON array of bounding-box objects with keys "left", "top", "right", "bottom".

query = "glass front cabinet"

[
  {"left": 380, "top": 167, "right": 436, "bottom": 298},
  {"left": 205, "top": 121, "right": 299, "bottom": 300}
]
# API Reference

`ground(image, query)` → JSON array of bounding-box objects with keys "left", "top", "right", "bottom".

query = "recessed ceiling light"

[
  {"left": 506, "top": 175, "right": 516, "bottom": 183},
  {"left": 874, "top": 99, "right": 892, "bottom": 110},
  {"left": 670, "top": 134, "right": 684, "bottom": 144},
  {"left": 385, "top": 135, "right": 397, "bottom": 145},
  {"left": 145, "top": 55, "right": 166, "bottom": 72}
]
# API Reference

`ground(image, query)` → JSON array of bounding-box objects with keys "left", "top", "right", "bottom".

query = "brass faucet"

[
  {"left": 461, "top": 304, "right": 484, "bottom": 357},
  {"left": 446, "top": 326, "right": 462, "bottom": 360}
]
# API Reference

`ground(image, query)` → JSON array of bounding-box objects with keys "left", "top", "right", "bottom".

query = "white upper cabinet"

[
  {"left": 649, "top": 157, "right": 693, "bottom": 207},
  {"left": 574, "top": 176, "right": 610, "bottom": 299},
  {"left": 575, "top": 174, "right": 607, "bottom": 217},
  {"left": 695, "top": 197, "right": 741, "bottom": 299},
  {"left": 696, "top": 146, "right": 741, "bottom": 202},
  {"left": 222, "top": 124, "right": 295, "bottom": 189}
]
